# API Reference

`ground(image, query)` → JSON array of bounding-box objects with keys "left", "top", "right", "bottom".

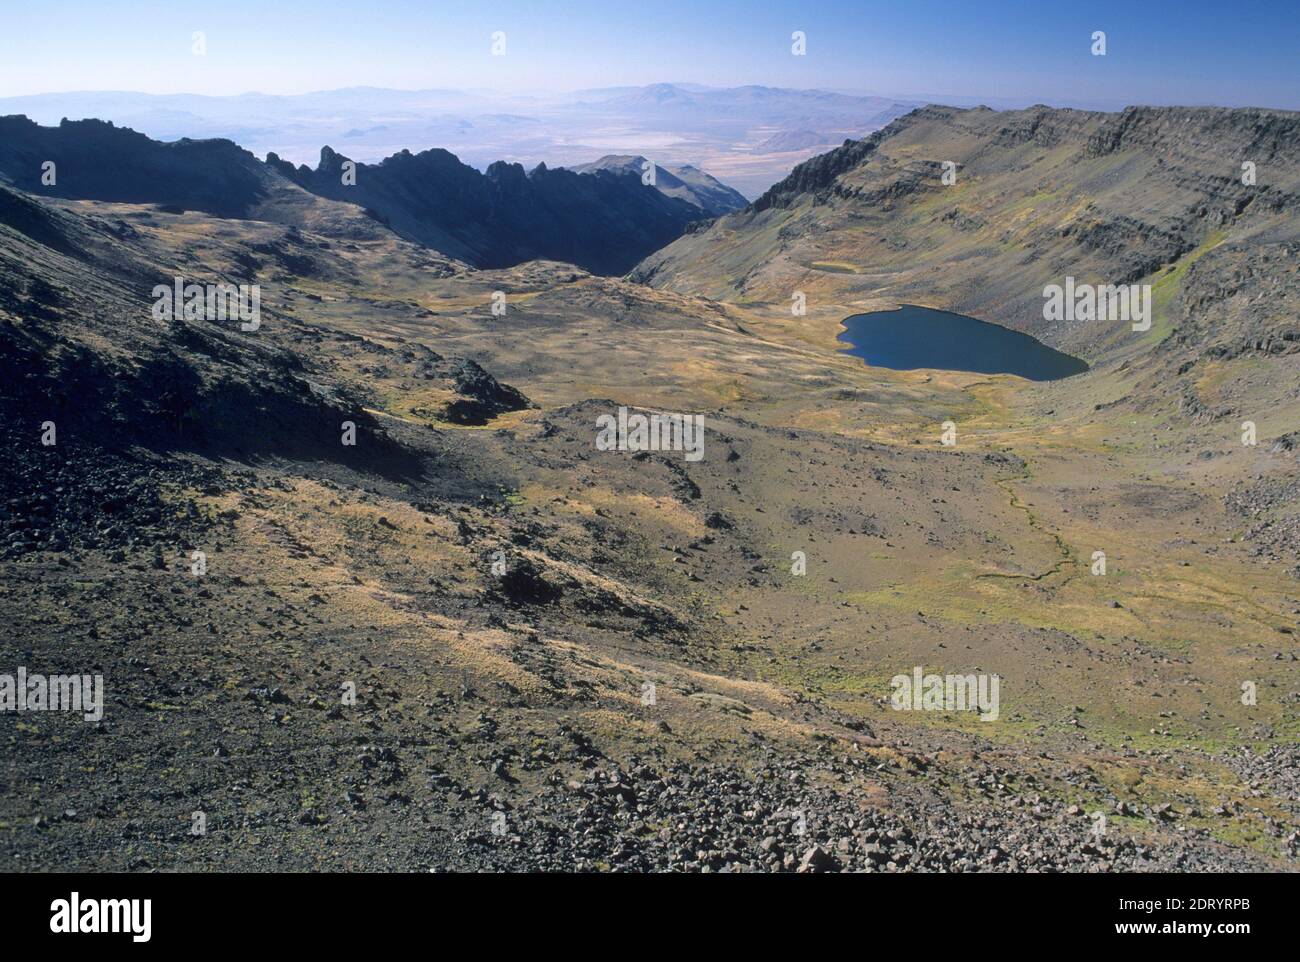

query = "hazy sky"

[{"left": 1, "top": 0, "right": 1297, "bottom": 108}]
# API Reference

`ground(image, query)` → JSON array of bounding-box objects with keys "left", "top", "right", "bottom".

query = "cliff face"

[
  {"left": 1085, "top": 105, "right": 1300, "bottom": 161},
  {"left": 751, "top": 134, "right": 884, "bottom": 212}
]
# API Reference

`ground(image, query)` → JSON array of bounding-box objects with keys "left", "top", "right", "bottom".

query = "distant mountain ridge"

[
  {"left": 0, "top": 115, "right": 733, "bottom": 275},
  {"left": 266, "top": 146, "right": 705, "bottom": 274},
  {"left": 0, "top": 115, "right": 272, "bottom": 218},
  {"left": 563, "top": 155, "right": 748, "bottom": 216}
]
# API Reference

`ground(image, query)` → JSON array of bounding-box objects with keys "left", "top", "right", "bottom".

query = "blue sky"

[{"left": 1, "top": 0, "right": 1296, "bottom": 107}]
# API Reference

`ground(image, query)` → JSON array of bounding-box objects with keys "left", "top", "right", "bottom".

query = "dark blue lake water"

[{"left": 838, "top": 305, "right": 1088, "bottom": 381}]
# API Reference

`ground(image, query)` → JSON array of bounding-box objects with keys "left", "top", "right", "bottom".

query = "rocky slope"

[{"left": 631, "top": 104, "right": 1300, "bottom": 357}]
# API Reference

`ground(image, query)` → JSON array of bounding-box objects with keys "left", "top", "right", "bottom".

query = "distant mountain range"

[
  {"left": 0, "top": 115, "right": 726, "bottom": 274},
  {"left": 752, "top": 129, "right": 839, "bottom": 152}
]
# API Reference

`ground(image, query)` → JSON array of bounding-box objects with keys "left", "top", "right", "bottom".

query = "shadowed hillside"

[
  {"left": 0, "top": 115, "right": 272, "bottom": 217},
  {"left": 0, "top": 115, "right": 731, "bottom": 275}
]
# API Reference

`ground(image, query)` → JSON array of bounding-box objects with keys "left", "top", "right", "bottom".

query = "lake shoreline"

[{"left": 837, "top": 304, "right": 1089, "bottom": 382}]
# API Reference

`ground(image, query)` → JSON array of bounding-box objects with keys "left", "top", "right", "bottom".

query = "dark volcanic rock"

[
  {"left": 267, "top": 145, "right": 704, "bottom": 274},
  {"left": 443, "top": 360, "right": 533, "bottom": 425},
  {"left": 0, "top": 115, "right": 270, "bottom": 217}
]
